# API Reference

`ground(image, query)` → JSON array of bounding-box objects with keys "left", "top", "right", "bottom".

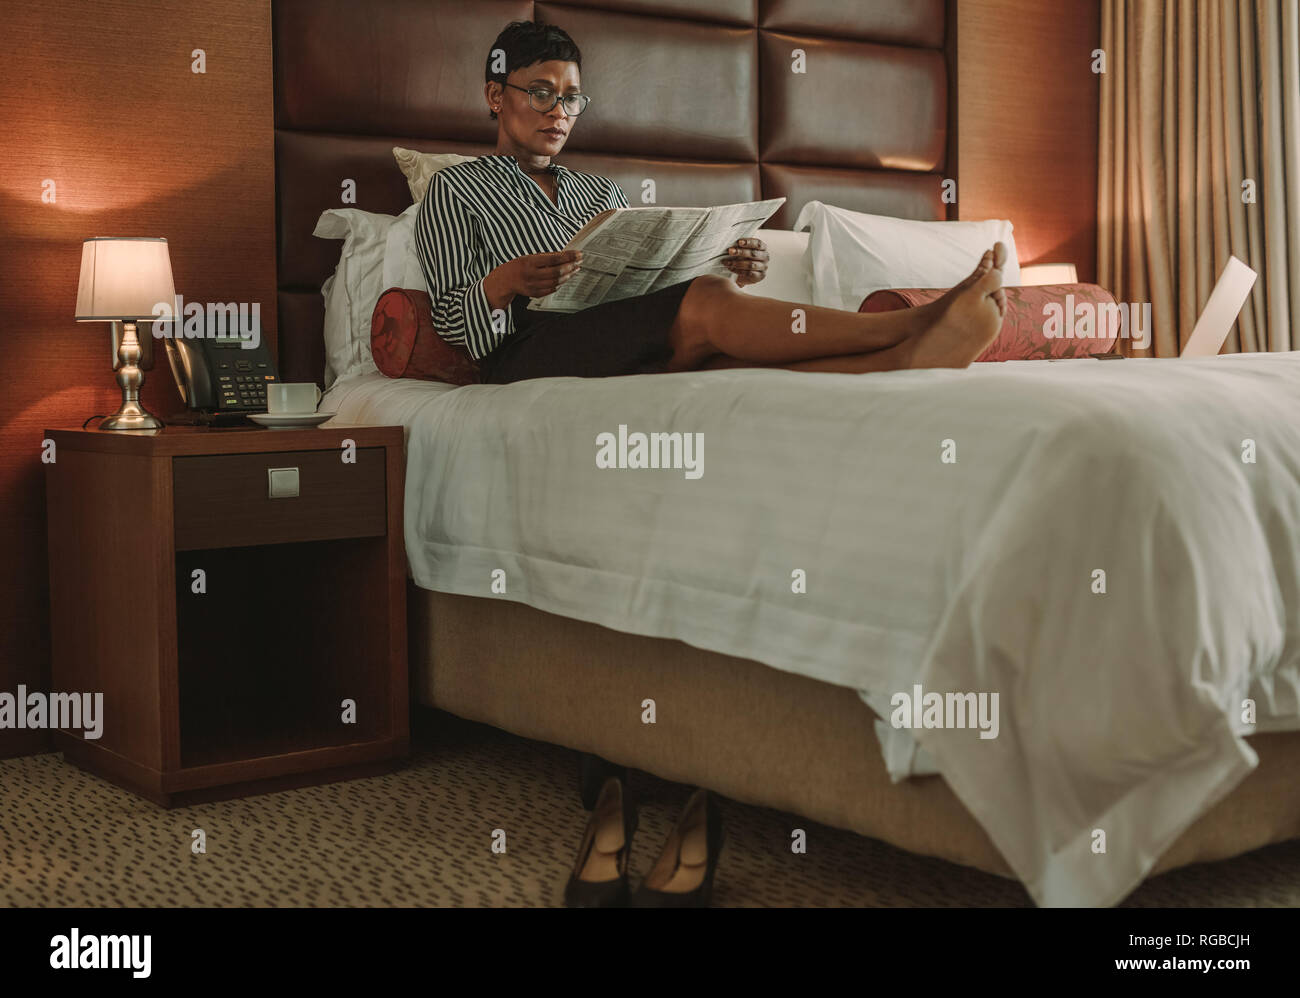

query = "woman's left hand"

[{"left": 724, "top": 237, "right": 769, "bottom": 287}]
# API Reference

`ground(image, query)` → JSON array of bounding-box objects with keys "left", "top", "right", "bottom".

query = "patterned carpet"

[{"left": 2, "top": 710, "right": 1298, "bottom": 907}]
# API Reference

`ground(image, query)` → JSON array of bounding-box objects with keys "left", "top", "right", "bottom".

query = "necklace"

[{"left": 508, "top": 155, "right": 558, "bottom": 202}]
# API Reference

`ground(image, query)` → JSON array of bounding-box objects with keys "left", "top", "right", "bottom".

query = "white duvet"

[{"left": 324, "top": 354, "right": 1300, "bottom": 906}]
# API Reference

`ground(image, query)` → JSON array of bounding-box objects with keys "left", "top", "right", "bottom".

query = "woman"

[{"left": 415, "top": 20, "right": 1007, "bottom": 384}]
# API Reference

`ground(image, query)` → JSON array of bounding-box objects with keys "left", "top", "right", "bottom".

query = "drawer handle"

[{"left": 267, "top": 467, "right": 299, "bottom": 498}]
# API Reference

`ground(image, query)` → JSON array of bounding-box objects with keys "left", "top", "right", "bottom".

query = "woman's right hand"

[{"left": 484, "top": 250, "right": 583, "bottom": 308}]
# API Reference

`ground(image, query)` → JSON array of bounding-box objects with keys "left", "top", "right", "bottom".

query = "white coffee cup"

[{"left": 267, "top": 382, "right": 322, "bottom": 414}]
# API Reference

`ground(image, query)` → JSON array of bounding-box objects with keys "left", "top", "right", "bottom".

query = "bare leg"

[
  {"left": 701, "top": 337, "right": 919, "bottom": 374},
  {"left": 666, "top": 275, "right": 933, "bottom": 368},
  {"left": 668, "top": 243, "right": 1008, "bottom": 373}
]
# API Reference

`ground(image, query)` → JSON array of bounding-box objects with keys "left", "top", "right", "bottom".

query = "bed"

[
  {"left": 317, "top": 354, "right": 1300, "bottom": 906},
  {"left": 274, "top": 0, "right": 1300, "bottom": 906}
]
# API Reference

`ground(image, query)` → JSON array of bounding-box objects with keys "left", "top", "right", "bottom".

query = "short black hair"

[{"left": 485, "top": 20, "right": 582, "bottom": 119}]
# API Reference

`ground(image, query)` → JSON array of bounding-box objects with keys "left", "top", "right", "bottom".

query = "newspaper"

[{"left": 527, "top": 197, "right": 786, "bottom": 312}]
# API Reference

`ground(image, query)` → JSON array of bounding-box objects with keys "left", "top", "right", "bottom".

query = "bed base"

[{"left": 413, "top": 587, "right": 1300, "bottom": 887}]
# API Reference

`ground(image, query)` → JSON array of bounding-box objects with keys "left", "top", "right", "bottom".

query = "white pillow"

[
  {"left": 314, "top": 208, "right": 397, "bottom": 387},
  {"left": 392, "top": 147, "right": 477, "bottom": 202},
  {"left": 794, "top": 201, "right": 1021, "bottom": 311},
  {"left": 739, "top": 228, "right": 814, "bottom": 304},
  {"left": 383, "top": 203, "right": 429, "bottom": 295}
]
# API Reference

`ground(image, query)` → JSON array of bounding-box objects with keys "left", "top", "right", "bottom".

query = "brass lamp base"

[
  {"left": 100, "top": 403, "right": 164, "bottom": 432},
  {"left": 99, "top": 320, "right": 164, "bottom": 432}
]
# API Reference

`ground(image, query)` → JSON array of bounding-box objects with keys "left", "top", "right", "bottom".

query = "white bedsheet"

[{"left": 322, "top": 355, "right": 1300, "bottom": 906}]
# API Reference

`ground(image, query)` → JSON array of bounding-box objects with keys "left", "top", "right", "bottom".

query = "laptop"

[{"left": 1180, "top": 255, "right": 1258, "bottom": 358}]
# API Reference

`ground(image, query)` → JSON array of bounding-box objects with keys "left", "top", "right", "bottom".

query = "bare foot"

[{"left": 901, "top": 243, "right": 1007, "bottom": 369}]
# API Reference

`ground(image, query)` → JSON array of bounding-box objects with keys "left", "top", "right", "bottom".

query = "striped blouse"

[{"left": 413, "top": 154, "right": 629, "bottom": 360}]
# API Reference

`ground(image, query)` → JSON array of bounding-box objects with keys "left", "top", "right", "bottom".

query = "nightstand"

[{"left": 43, "top": 424, "right": 409, "bottom": 806}]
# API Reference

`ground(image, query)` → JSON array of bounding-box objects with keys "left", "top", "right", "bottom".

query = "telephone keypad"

[{"left": 217, "top": 371, "right": 274, "bottom": 411}]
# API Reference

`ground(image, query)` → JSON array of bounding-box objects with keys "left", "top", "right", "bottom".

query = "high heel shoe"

[
  {"left": 630, "top": 788, "right": 724, "bottom": 907},
  {"left": 564, "top": 776, "right": 637, "bottom": 908}
]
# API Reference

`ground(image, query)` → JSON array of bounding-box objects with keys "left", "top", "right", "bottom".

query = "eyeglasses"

[{"left": 504, "top": 83, "right": 591, "bottom": 117}]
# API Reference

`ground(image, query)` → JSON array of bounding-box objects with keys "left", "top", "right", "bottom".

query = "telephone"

[{"left": 164, "top": 333, "right": 278, "bottom": 417}]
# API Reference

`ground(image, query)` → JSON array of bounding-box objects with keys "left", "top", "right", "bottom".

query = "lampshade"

[
  {"left": 75, "top": 237, "right": 176, "bottom": 321},
  {"left": 1020, "top": 262, "right": 1079, "bottom": 286}
]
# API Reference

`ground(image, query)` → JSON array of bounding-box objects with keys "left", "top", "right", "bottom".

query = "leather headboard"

[{"left": 273, "top": 0, "right": 952, "bottom": 384}]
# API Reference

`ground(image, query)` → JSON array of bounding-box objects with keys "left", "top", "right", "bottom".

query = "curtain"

[{"left": 1098, "top": 0, "right": 1299, "bottom": 355}]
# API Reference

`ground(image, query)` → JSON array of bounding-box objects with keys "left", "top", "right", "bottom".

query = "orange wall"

[
  {"left": 0, "top": 0, "right": 277, "bottom": 756},
  {"left": 956, "top": 0, "right": 1101, "bottom": 283}
]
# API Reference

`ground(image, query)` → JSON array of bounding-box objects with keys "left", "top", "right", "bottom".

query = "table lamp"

[{"left": 74, "top": 237, "right": 176, "bottom": 431}]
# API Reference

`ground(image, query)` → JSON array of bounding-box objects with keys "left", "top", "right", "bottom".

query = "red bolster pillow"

[
  {"left": 371, "top": 287, "right": 480, "bottom": 385},
  {"left": 860, "top": 283, "right": 1122, "bottom": 361}
]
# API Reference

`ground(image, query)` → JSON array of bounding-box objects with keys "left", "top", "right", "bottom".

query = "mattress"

[{"left": 322, "top": 354, "right": 1300, "bottom": 906}]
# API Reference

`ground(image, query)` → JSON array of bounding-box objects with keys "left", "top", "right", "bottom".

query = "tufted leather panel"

[
  {"left": 534, "top": 4, "right": 758, "bottom": 160},
  {"left": 279, "top": 290, "right": 329, "bottom": 386},
  {"left": 759, "top": 0, "right": 945, "bottom": 47},
  {"left": 760, "top": 164, "right": 944, "bottom": 229},
  {"left": 274, "top": 0, "right": 533, "bottom": 139},
  {"left": 273, "top": 0, "right": 952, "bottom": 383},
  {"left": 557, "top": 0, "right": 756, "bottom": 27},
  {"left": 552, "top": 153, "right": 760, "bottom": 208},
  {"left": 759, "top": 33, "right": 946, "bottom": 171}
]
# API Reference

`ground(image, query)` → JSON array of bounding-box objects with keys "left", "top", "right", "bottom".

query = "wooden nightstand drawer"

[{"left": 173, "top": 447, "right": 386, "bottom": 550}]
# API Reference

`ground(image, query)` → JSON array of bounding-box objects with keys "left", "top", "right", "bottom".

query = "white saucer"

[{"left": 247, "top": 412, "right": 334, "bottom": 429}]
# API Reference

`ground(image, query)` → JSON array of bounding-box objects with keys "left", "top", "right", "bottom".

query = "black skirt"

[{"left": 479, "top": 280, "right": 695, "bottom": 384}]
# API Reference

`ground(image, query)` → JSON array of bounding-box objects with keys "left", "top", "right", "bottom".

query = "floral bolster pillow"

[
  {"left": 370, "top": 288, "right": 480, "bottom": 385},
  {"left": 859, "top": 283, "right": 1122, "bottom": 361}
]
